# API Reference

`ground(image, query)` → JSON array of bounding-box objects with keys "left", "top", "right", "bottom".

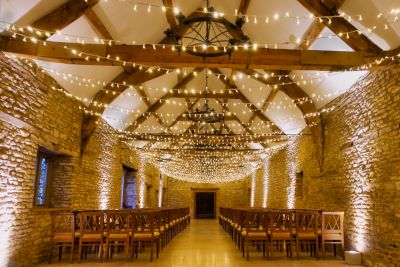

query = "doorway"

[
  {"left": 195, "top": 192, "right": 216, "bottom": 218},
  {"left": 121, "top": 165, "right": 137, "bottom": 208}
]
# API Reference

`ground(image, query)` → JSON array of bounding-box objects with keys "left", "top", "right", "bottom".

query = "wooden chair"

[
  {"left": 48, "top": 211, "right": 75, "bottom": 263},
  {"left": 131, "top": 210, "right": 160, "bottom": 262},
  {"left": 241, "top": 210, "right": 268, "bottom": 260},
  {"left": 77, "top": 211, "right": 104, "bottom": 262},
  {"left": 321, "top": 212, "right": 344, "bottom": 259},
  {"left": 295, "top": 210, "right": 319, "bottom": 259},
  {"left": 160, "top": 209, "right": 171, "bottom": 247},
  {"left": 269, "top": 210, "right": 294, "bottom": 258},
  {"left": 104, "top": 210, "right": 130, "bottom": 261}
]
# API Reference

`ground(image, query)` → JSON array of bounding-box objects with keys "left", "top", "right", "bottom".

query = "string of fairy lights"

[
  {"left": 2, "top": 4, "right": 399, "bottom": 48},
  {"left": 2, "top": 2, "right": 399, "bottom": 182},
  {"left": 2, "top": 16, "right": 399, "bottom": 67},
  {"left": 126, "top": 141, "right": 289, "bottom": 183},
  {"left": 1, "top": 19, "right": 398, "bottom": 86},
  {"left": 7, "top": 54, "right": 340, "bottom": 133},
  {"left": 88, "top": 0, "right": 400, "bottom": 26},
  {"left": 8, "top": 54, "right": 336, "bottom": 136}
]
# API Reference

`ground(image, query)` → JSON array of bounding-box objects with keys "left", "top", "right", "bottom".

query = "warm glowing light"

[
  {"left": 262, "top": 159, "right": 270, "bottom": 208},
  {"left": 158, "top": 174, "right": 163, "bottom": 208},
  {"left": 250, "top": 172, "right": 256, "bottom": 207},
  {"left": 137, "top": 158, "right": 146, "bottom": 208},
  {"left": 345, "top": 137, "right": 372, "bottom": 253},
  {"left": 286, "top": 138, "right": 298, "bottom": 209}
]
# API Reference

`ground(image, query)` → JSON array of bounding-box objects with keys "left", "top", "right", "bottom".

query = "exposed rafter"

[
  {"left": 81, "top": 68, "right": 168, "bottom": 150},
  {"left": 244, "top": 69, "right": 324, "bottom": 167},
  {"left": 0, "top": 37, "right": 381, "bottom": 71},
  {"left": 169, "top": 98, "right": 201, "bottom": 130},
  {"left": 162, "top": 0, "right": 178, "bottom": 31},
  {"left": 210, "top": 68, "right": 283, "bottom": 134},
  {"left": 298, "top": 0, "right": 382, "bottom": 53},
  {"left": 136, "top": 85, "right": 170, "bottom": 132},
  {"left": 81, "top": 9, "right": 203, "bottom": 150},
  {"left": 246, "top": 85, "right": 279, "bottom": 127},
  {"left": 237, "top": 0, "right": 251, "bottom": 16},
  {"left": 124, "top": 68, "right": 202, "bottom": 132},
  {"left": 84, "top": 9, "right": 113, "bottom": 40},
  {"left": 298, "top": 0, "right": 345, "bottom": 50},
  {"left": 31, "top": 0, "right": 99, "bottom": 35}
]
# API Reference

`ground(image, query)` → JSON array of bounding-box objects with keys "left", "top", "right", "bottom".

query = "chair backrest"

[
  {"left": 105, "top": 210, "right": 130, "bottom": 235},
  {"left": 321, "top": 212, "right": 344, "bottom": 236},
  {"left": 51, "top": 211, "right": 75, "bottom": 238},
  {"left": 153, "top": 210, "right": 162, "bottom": 232},
  {"left": 131, "top": 210, "right": 155, "bottom": 236},
  {"left": 79, "top": 211, "right": 104, "bottom": 235},
  {"left": 160, "top": 209, "right": 170, "bottom": 226},
  {"left": 244, "top": 210, "right": 268, "bottom": 235},
  {"left": 269, "top": 211, "right": 293, "bottom": 236},
  {"left": 296, "top": 210, "right": 318, "bottom": 234}
]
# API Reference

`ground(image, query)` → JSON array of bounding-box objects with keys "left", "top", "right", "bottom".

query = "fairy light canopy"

[{"left": 1, "top": 0, "right": 399, "bottom": 182}]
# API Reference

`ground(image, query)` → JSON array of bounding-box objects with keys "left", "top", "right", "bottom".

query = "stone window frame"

[{"left": 33, "top": 150, "right": 54, "bottom": 207}]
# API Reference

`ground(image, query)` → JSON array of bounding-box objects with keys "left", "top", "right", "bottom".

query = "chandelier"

[
  {"left": 166, "top": 0, "right": 248, "bottom": 58},
  {"left": 185, "top": 69, "right": 224, "bottom": 124}
]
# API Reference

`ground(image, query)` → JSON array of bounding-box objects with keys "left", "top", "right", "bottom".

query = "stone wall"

[
  {"left": 0, "top": 54, "right": 154, "bottom": 266},
  {"left": 257, "top": 67, "right": 400, "bottom": 266},
  {"left": 164, "top": 177, "right": 249, "bottom": 217}
]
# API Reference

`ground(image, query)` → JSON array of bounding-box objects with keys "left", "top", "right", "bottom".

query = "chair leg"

[
  {"left": 321, "top": 240, "right": 325, "bottom": 259},
  {"left": 70, "top": 242, "right": 74, "bottom": 263},
  {"left": 58, "top": 246, "right": 62, "bottom": 261},
  {"left": 99, "top": 240, "right": 104, "bottom": 262},
  {"left": 315, "top": 238, "right": 319, "bottom": 260},
  {"left": 150, "top": 240, "right": 153, "bottom": 262},
  {"left": 270, "top": 239, "right": 274, "bottom": 257},
  {"left": 246, "top": 240, "right": 250, "bottom": 261},
  {"left": 341, "top": 240, "right": 345, "bottom": 260},
  {"left": 263, "top": 242, "right": 265, "bottom": 257},
  {"left": 78, "top": 240, "right": 82, "bottom": 263},
  {"left": 296, "top": 238, "right": 300, "bottom": 259},
  {"left": 48, "top": 242, "right": 54, "bottom": 264},
  {"left": 157, "top": 239, "right": 159, "bottom": 258}
]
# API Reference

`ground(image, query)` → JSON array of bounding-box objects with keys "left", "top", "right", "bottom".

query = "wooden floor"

[{"left": 39, "top": 219, "right": 351, "bottom": 267}]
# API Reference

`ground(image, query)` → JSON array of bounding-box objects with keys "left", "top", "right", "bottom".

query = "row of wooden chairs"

[
  {"left": 48, "top": 207, "right": 190, "bottom": 263},
  {"left": 219, "top": 207, "right": 344, "bottom": 261}
]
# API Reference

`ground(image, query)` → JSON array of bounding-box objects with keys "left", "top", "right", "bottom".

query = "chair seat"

[
  {"left": 298, "top": 232, "right": 317, "bottom": 239},
  {"left": 133, "top": 232, "right": 160, "bottom": 239},
  {"left": 322, "top": 233, "right": 343, "bottom": 240},
  {"left": 271, "top": 232, "right": 291, "bottom": 239},
  {"left": 81, "top": 233, "right": 103, "bottom": 241},
  {"left": 54, "top": 232, "right": 74, "bottom": 242},
  {"left": 241, "top": 230, "right": 267, "bottom": 237},
  {"left": 108, "top": 233, "right": 129, "bottom": 239}
]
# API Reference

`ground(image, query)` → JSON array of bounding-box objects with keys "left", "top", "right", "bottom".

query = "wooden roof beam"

[
  {"left": 162, "top": 0, "right": 178, "bottom": 31},
  {"left": 298, "top": 0, "right": 345, "bottom": 50},
  {"left": 124, "top": 68, "right": 202, "bottom": 132},
  {"left": 31, "top": 0, "right": 99, "bottom": 34},
  {"left": 81, "top": 9, "right": 202, "bottom": 151},
  {"left": 210, "top": 68, "right": 283, "bottom": 134},
  {"left": 0, "top": 36, "right": 380, "bottom": 71},
  {"left": 84, "top": 8, "right": 113, "bottom": 40},
  {"left": 244, "top": 69, "right": 324, "bottom": 168},
  {"left": 237, "top": 0, "right": 251, "bottom": 16},
  {"left": 298, "top": 0, "right": 382, "bottom": 53}
]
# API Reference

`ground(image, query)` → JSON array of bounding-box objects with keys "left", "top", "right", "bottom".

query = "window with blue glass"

[{"left": 34, "top": 153, "right": 51, "bottom": 206}]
